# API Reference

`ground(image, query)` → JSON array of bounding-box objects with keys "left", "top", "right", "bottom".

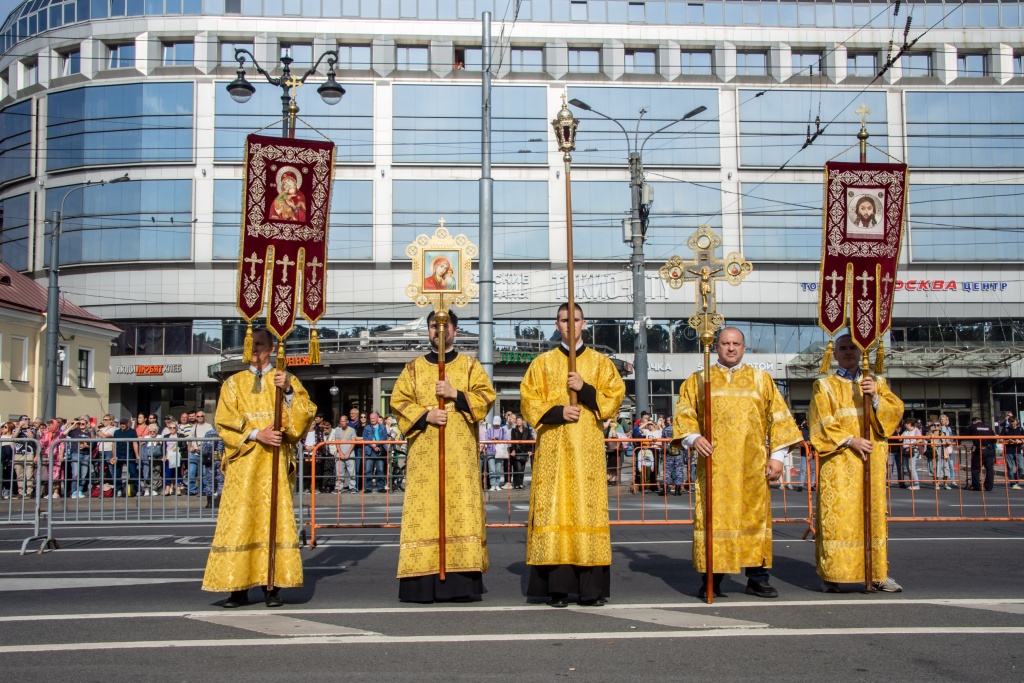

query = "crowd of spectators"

[{"left": 0, "top": 410, "right": 223, "bottom": 504}]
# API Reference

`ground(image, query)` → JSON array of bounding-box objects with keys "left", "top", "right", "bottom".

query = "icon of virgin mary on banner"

[
  {"left": 817, "top": 161, "right": 908, "bottom": 371},
  {"left": 236, "top": 133, "right": 335, "bottom": 364}
]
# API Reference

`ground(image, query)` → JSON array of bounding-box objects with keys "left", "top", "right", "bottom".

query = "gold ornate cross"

[
  {"left": 306, "top": 256, "right": 323, "bottom": 282},
  {"left": 855, "top": 103, "right": 871, "bottom": 127},
  {"left": 276, "top": 254, "right": 295, "bottom": 282},
  {"left": 658, "top": 225, "right": 753, "bottom": 342},
  {"left": 244, "top": 251, "right": 263, "bottom": 279},
  {"left": 284, "top": 75, "right": 304, "bottom": 101}
]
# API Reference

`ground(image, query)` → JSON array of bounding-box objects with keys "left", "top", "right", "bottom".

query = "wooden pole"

[
  {"left": 564, "top": 157, "right": 578, "bottom": 406},
  {"left": 702, "top": 335, "right": 714, "bottom": 605},
  {"left": 858, "top": 131, "right": 876, "bottom": 593},
  {"left": 267, "top": 377, "right": 285, "bottom": 591},
  {"left": 862, "top": 353, "right": 875, "bottom": 592},
  {"left": 436, "top": 307, "right": 449, "bottom": 582}
]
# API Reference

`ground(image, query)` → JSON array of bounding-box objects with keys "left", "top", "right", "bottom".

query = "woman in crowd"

[{"left": 163, "top": 423, "right": 183, "bottom": 495}]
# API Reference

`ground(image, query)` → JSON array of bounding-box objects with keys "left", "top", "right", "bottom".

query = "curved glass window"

[
  {"left": 214, "top": 82, "right": 372, "bottom": 162},
  {"left": 45, "top": 179, "right": 192, "bottom": 265},
  {"left": 740, "top": 182, "right": 821, "bottom": 261},
  {"left": 213, "top": 178, "right": 373, "bottom": 261},
  {"left": 909, "top": 184, "right": 1024, "bottom": 262},
  {"left": 392, "top": 180, "right": 548, "bottom": 259},
  {"left": 393, "top": 84, "right": 547, "bottom": 164},
  {"left": 739, "top": 89, "right": 887, "bottom": 167},
  {"left": 0, "top": 100, "right": 32, "bottom": 186},
  {"left": 47, "top": 82, "right": 194, "bottom": 170},
  {"left": 0, "top": 192, "right": 30, "bottom": 270},
  {"left": 907, "top": 92, "right": 1024, "bottom": 168},
  {"left": 572, "top": 180, "right": 722, "bottom": 260},
  {"left": 567, "top": 86, "right": 720, "bottom": 167}
]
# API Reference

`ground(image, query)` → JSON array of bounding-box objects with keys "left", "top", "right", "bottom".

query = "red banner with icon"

[
  {"left": 818, "top": 161, "right": 908, "bottom": 352},
  {"left": 235, "top": 134, "right": 335, "bottom": 340}
]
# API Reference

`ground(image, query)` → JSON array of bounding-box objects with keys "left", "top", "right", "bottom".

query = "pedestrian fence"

[{"left": 6, "top": 433, "right": 1022, "bottom": 553}]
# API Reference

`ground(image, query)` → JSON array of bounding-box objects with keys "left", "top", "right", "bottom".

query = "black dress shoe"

[
  {"left": 745, "top": 579, "right": 779, "bottom": 598},
  {"left": 547, "top": 594, "right": 569, "bottom": 608},
  {"left": 697, "top": 584, "right": 725, "bottom": 599},
  {"left": 577, "top": 597, "right": 606, "bottom": 606},
  {"left": 222, "top": 590, "right": 249, "bottom": 608},
  {"left": 263, "top": 588, "right": 283, "bottom": 608}
]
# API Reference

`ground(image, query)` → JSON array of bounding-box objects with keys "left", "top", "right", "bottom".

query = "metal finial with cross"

[{"left": 855, "top": 102, "right": 872, "bottom": 127}]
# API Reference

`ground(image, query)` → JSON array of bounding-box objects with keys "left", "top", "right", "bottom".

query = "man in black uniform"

[{"left": 965, "top": 416, "right": 995, "bottom": 491}]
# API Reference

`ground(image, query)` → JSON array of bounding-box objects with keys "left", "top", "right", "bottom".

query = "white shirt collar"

[
  {"left": 715, "top": 360, "right": 744, "bottom": 372},
  {"left": 560, "top": 340, "right": 584, "bottom": 351},
  {"left": 250, "top": 363, "right": 273, "bottom": 374}
]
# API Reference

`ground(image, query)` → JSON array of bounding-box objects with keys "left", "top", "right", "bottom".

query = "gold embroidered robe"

[
  {"left": 810, "top": 373, "right": 904, "bottom": 583},
  {"left": 392, "top": 353, "right": 495, "bottom": 578},
  {"left": 521, "top": 347, "right": 625, "bottom": 567},
  {"left": 674, "top": 365, "right": 802, "bottom": 574},
  {"left": 202, "top": 369, "right": 315, "bottom": 592}
]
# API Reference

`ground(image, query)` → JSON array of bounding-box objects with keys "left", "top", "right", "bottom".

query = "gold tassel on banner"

[
  {"left": 819, "top": 338, "right": 834, "bottom": 374},
  {"left": 276, "top": 341, "right": 286, "bottom": 372},
  {"left": 242, "top": 322, "right": 254, "bottom": 364},
  {"left": 309, "top": 327, "right": 321, "bottom": 364},
  {"left": 874, "top": 340, "right": 885, "bottom": 374}
]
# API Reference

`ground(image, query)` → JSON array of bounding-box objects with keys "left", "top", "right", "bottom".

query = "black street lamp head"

[
  {"left": 317, "top": 71, "right": 346, "bottom": 106},
  {"left": 227, "top": 67, "right": 255, "bottom": 104},
  {"left": 568, "top": 98, "right": 591, "bottom": 111},
  {"left": 683, "top": 105, "right": 707, "bottom": 120}
]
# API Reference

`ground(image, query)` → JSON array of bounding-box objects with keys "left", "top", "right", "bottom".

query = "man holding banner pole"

[{"left": 811, "top": 333, "right": 904, "bottom": 593}]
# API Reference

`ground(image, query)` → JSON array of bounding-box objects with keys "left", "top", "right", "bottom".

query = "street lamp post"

[
  {"left": 567, "top": 99, "right": 706, "bottom": 417},
  {"left": 43, "top": 173, "right": 130, "bottom": 420},
  {"left": 226, "top": 49, "right": 346, "bottom": 138}
]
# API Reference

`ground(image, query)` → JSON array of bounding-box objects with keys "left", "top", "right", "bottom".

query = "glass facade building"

[{"left": 0, "top": 0, "right": 1022, "bottom": 422}]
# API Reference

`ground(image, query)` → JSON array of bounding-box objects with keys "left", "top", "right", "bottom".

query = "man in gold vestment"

[
  {"left": 674, "top": 327, "right": 802, "bottom": 599},
  {"left": 203, "top": 328, "right": 316, "bottom": 608},
  {"left": 521, "top": 304, "right": 625, "bottom": 607},
  {"left": 810, "top": 333, "right": 904, "bottom": 593},
  {"left": 391, "top": 310, "right": 496, "bottom": 602}
]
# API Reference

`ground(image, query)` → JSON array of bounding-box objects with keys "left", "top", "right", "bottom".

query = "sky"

[{"left": 0, "top": 1, "right": 22, "bottom": 25}]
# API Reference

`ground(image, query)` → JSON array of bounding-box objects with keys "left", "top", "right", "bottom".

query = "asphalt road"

[{"left": 1, "top": 517, "right": 1022, "bottom": 681}]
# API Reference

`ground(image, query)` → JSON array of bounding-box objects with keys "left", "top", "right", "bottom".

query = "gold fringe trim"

[
  {"left": 242, "top": 322, "right": 253, "bottom": 364},
  {"left": 276, "top": 342, "right": 286, "bottom": 371},
  {"left": 819, "top": 339, "right": 834, "bottom": 374},
  {"left": 309, "top": 327, "right": 320, "bottom": 364},
  {"left": 874, "top": 340, "right": 885, "bottom": 374}
]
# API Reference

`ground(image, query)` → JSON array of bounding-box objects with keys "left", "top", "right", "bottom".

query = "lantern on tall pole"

[{"left": 551, "top": 94, "right": 580, "bottom": 404}]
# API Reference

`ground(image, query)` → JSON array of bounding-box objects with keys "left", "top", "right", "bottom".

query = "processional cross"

[
  {"left": 658, "top": 224, "right": 752, "bottom": 607},
  {"left": 658, "top": 225, "right": 752, "bottom": 345}
]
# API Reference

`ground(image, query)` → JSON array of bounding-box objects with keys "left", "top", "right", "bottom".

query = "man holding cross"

[{"left": 674, "top": 326, "right": 802, "bottom": 599}]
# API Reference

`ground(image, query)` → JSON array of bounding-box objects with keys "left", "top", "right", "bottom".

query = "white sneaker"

[
  {"left": 1012, "top": 484, "right": 1022, "bottom": 490},
  {"left": 502, "top": 483, "right": 511, "bottom": 490},
  {"left": 872, "top": 577, "right": 903, "bottom": 592}
]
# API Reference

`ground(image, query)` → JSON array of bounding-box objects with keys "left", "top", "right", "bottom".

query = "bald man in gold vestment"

[
  {"left": 391, "top": 310, "right": 496, "bottom": 602},
  {"left": 521, "top": 304, "right": 625, "bottom": 608},
  {"left": 810, "top": 334, "right": 904, "bottom": 593},
  {"left": 675, "top": 327, "right": 802, "bottom": 599},
  {"left": 203, "top": 328, "right": 316, "bottom": 608}
]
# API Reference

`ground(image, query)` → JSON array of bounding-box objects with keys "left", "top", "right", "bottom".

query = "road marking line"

[
  {"left": 187, "top": 613, "right": 377, "bottom": 637},
  {"left": 593, "top": 608, "right": 767, "bottom": 629},
  {"left": 0, "top": 577, "right": 194, "bottom": 591},
  {"left": 1, "top": 598, "right": 1021, "bottom": 623},
  {"left": 2, "top": 626, "right": 1023, "bottom": 653},
  {"left": 946, "top": 602, "right": 1024, "bottom": 616}
]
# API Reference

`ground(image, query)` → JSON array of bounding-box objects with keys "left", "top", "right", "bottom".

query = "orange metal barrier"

[{"left": 302, "top": 436, "right": 819, "bottom": 545}]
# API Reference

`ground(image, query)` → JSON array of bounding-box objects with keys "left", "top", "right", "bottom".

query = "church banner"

[
  {"left": 236, "top": 134, "right": 335, "bottom": 343},
  {"left": 818, "top": 161, "right": 908, "bottom": 352}
]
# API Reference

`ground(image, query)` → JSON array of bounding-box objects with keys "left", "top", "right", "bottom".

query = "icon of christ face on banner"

[
  {"left": 846, "top": 188, "right": 884, "bottom": 240},
  {"left": 268, "top": 165, "right": 307, "bottom": 223}
]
